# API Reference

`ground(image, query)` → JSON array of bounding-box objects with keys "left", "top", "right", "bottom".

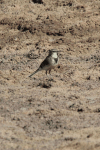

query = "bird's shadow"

[
  {"left": 30, "top": 76, "right": 56, "bottom": 89},
  {"left": 38, "top": 77, "right": 56, "bottom": 89},
  {"left": 38, "top": 82, "right": 51, "bottom": 89}
]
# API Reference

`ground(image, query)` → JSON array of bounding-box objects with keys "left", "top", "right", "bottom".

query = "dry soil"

[{"left": 0, "top": 0, "right": 100, "bottom": 150}]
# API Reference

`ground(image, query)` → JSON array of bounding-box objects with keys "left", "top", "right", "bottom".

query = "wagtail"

[{"left": 29, "top": 49, "right": 60, "bottom": 77}]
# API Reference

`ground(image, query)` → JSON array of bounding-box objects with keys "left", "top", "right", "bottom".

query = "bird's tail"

[{"left": 29, "top": 68, "right": 40, "bottom": 78}]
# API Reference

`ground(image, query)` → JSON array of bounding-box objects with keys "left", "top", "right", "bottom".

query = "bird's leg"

[
  {"left": 45, "top": 70, "right": 49, "bottom": 83},
  {"left": 46, "top": 70, "right": 48, "bottom": 75},
  {"left": 49, "top": 69, "right": 53, "bottom": 82},
  {"left": 49, "top": 69, "right": 51, "bottom": 74}
]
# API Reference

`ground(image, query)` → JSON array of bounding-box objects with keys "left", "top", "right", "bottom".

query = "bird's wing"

[{"left": 40, "top": 56, "right": 50, "bottom": 68}]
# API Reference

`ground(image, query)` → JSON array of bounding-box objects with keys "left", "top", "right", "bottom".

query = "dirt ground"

[{"left": 0, "top": 0, "right": 100, "bottom": 149}]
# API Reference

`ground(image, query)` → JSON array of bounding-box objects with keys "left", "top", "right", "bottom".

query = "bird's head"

[{"left": 49, "top": 49, "right": 60, "bottom": 58}]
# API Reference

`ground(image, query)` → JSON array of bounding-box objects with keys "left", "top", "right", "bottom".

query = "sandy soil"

[{"left": 0, "top": 0, "right": 100, "bottom": 149}]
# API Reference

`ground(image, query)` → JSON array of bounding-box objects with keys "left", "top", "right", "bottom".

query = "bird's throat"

[{"left": 52, "top": 52, "right": 57, "bottom": 58}]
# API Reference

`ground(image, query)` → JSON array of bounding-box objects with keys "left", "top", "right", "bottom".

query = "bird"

[{"left": 29, "top": 49, "right": 60, "bottom": 77}]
